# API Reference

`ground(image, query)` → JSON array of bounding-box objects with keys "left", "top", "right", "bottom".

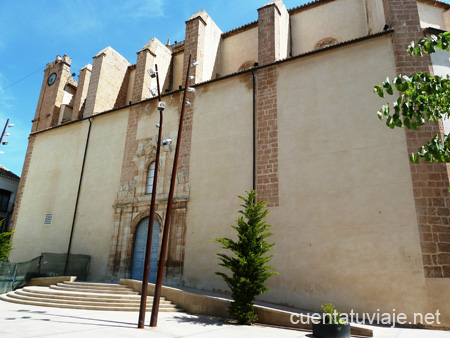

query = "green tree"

[
  {"left": 374, "top": 32, "right": 450, "bottom": 166},
  {"left": 214, "top": 191, "right": 278, "bottom": 324},
  {"left": 0, "top": 219, "right": 15, "bottom": 261}
]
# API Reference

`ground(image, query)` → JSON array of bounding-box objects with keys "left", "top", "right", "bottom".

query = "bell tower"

[{"left": 32, "top": 55, "right": 72, "bottom": 132}]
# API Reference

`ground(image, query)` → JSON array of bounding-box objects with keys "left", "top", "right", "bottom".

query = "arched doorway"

[{"left": 131, "top": 217, "right": 160, "bottom": 282}]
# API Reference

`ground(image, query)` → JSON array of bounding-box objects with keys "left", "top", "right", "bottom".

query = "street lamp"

[
  {"left": 137, "top": 64, "right": 165, "bottom": 329},
  {"left": 0, "top": 119, "right": 13, "bottom": 151},
  {"left": 149, "top": 54, "right": 197, "bottom": 327}
]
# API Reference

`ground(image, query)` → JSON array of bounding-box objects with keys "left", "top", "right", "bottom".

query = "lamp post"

[
  {"left": 0, "top": 119, "right": 13, "bottom": 153},
  {"left": 150, "top": 54, "right": 196, "bottom": 327},
  {"left": 137, "top": 64, "right": 165, "bottom": 328}
]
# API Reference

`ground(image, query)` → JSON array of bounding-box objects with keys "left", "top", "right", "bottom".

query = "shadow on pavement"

[{"left": 168, "top": 314, "right": 229, "bottom": 327}]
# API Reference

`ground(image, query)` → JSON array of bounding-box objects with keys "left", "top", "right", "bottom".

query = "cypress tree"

[{"left": 215, "top": 191, "right": 278, "bottom": 324}]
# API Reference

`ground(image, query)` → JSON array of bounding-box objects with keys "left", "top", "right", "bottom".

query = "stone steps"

[
  {"left": 0, "top": 281, "right": 182, "bottom": 312},
  {"left": 50, "top": 282, "right": 139, "bottom": 294}
]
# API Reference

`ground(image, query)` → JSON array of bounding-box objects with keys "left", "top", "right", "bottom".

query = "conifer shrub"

[{"left": 215, "top": 191, "right": 278, "bottom": 324}]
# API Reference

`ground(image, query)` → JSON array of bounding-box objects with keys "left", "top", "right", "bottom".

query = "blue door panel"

[{"left": 131, "top": 218, "right": 160, "bottom": 283}]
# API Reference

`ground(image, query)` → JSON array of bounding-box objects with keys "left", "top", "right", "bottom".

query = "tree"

[
  {"left": 374, "top": 32, "right": 450, "bottom": 166},
  {"left": 214, "top": 191, "right": 278, "bottom": 324},
  {"left": 0, "top": 219, "right": 15, "bottom": 261}
]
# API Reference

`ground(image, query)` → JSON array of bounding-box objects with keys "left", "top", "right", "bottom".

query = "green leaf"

[
  {"left": 410, "top": 153, "right": 419, "bottom": 163},
  {"left": 403, "top": 117, "right": 411, "bottom": 129},
  {"left": 374, "top": 85, "right": 384, "bottom": 98}
]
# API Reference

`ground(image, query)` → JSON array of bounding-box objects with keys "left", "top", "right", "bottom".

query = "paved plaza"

[{"left": 1, "top": 300, "right": 450, "bottom": 338}]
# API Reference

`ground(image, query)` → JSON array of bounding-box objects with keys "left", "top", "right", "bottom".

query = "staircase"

[{"left": 0, "top": 281, "right": 182, "bottom": 312}]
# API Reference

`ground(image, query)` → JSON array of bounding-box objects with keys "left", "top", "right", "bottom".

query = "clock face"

[{"left": 47, "top": 73, "right": 57, "bottom": 86}]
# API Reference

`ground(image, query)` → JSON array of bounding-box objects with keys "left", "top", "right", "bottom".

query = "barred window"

[{"left": 146, "top": 162, "right": 156, "bottom": 194}]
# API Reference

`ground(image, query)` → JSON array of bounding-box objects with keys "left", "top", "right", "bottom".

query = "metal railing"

[{"left": 0, "top": 253, "right": 90, "bottom": 294}]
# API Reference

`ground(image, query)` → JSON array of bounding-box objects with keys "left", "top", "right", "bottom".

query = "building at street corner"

[
  {"left": 0, "top": 165, "right": 19, "bottom": 232},
  {"left": 9, "top": 0, "right": 450, "bottom": 327}
]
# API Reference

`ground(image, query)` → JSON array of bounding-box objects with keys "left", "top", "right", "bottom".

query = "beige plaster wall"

[
  {"left": 11, "top": 122, "right": 89, "bottom": 261},
  {"left": 220, "top": 28, "right": 258, "bottom": 75},
  {"left": 172, "top": 52, "right": 184, "bottom": 91},
  {"left": 11, "top": 109, "right": 128, "bottom": 282},
  {"left": 203, "top": 15, "right": 222, "bottom": 82},
  {"left": 444, "top": 9, "right": 450, "bottom": 31},
  {"left": 364, "top": 0, "right": 385, "bottom": 34},
  {"left": 69, "top": 110, "right": 129, "bottom": 281},
  {"left": 270, "top": 36, "right": 427, "bottom": 317},
  {"left": 277, "top": 0, "right": 290, "bottom": 61},
  {"left": 183, "top": 74, "right": 253, "bottom": 289},
  {"left": 126, "top": 68, "right": 135, "bottom": 104},
  {"left": 290, "top": 0, "right": 367, "bottom": 55},
  {"left": 417, "top": 2, "right": 445, "bottom": 30},
  {"left": 182, "top": 35, "right": 434, "bottom": 321}
]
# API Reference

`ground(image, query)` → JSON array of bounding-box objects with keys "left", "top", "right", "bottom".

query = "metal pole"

[
  {"left": 64, "top": 118, "right": 92, "bottom": 276},
  {"left": 0, "top": 119, "right": 9, "bottom": 145},
  {"left": 150, "top": 54, "right": 192, "bottom": 327},
  {"left": 138, "top": 64, "right": 163, "bottom": 328}
]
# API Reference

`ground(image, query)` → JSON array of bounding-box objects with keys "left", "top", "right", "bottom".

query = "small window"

[
  {"left": 238, "top": 60, "right": 257, "bottom": 72},
  {"left": 0, "top": 189, "right": 11, "bottom": 212},
  {"left": 146, "top": 162, "right": 156, "bottom": 194},
  {"left": 314, "top": 37, "right": 338, "bottom": 50},
  {"left": 44, "top": 213, "right": 53, "bottom": 225}
]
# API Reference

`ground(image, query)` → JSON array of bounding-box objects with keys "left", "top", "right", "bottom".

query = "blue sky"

[{"left": 0, "top": 0, "right": 449, "bottom": 176}]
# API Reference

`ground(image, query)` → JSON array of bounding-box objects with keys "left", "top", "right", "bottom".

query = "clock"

[{"left": 47, "top": 73, "right": 57, "bottom": 86}]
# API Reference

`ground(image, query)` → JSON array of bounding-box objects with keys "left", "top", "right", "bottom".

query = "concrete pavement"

[{"left": 1, "top": 300, "right": 450, "bottom": 338}]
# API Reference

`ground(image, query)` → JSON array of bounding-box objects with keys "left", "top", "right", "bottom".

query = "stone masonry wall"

[
  {"left": 10, "top": 135, "right": 36, "bottom": 230},
  {"left": 32, "top": 57, "right": 72, "bottom": 132},
  {"left": 256, "top": 3, "right": 281, "bottom": 207},
  {"left": 179, "top": 17, "right": 205, "bottom": 176},
  {"left": 84, "top": 47, "right": 130, "bottom": 117},
  {"left": 132, "top": 49, "right": 155, "bottom": 103},
  {"left": 383, "top": 0, "right": 450, "bottom": 277}
]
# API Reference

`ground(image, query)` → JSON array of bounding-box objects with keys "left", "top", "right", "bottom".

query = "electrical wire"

[{"left": 0, "top": 65, "right": 46, "bottom": 92}]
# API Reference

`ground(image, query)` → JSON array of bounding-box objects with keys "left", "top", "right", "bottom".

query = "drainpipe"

[
  {"left": 252, "top": 69, "right": 257, "bottom": 193},
  {"left": 64, "top": 118, "right": 92, "bottom": 276}
]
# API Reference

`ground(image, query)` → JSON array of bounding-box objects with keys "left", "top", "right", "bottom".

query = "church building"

[{"left": 10, "top": 0, "right": 450, "bottom": 326}]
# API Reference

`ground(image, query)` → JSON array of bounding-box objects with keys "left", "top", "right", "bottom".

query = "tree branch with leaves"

[{"left": 374, "top": 32, "right": 450, "bottom": 165}]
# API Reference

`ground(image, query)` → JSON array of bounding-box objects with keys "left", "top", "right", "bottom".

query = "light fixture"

[
  {"left": 191, "top": 60, "right": 199, "bottom": 67},
  {"left": 2, "top": 141, "right": 8, "bottom": 145},
  {"left": 8, "top": 124, "right": 14, "bottom": 127},
  {"left": 4, "top": 133, "right": 10, "bottom": 137},
  {"left": 185, "top": 101, "right": 191, "bottom": 106},
  {"left": 162, "top": 138, "right": 172, "bottom": 145},
  {"left": 189, "top": 75, "right": 194, "bottom": 80},
  {"left": 149, "top": 87, "right": 158, "bottom": 97},
  {"left": 148, "top": 69, "right": 157, "bottom": 78},
  {"left": 156, "top": 123, "right": 160, "bottom": 128},
  {"left": 187, "top": 87, "right": 195, "bottom": 92},
  {"left": 157, "top": 102, "right": 166, "bottom": 111}
]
